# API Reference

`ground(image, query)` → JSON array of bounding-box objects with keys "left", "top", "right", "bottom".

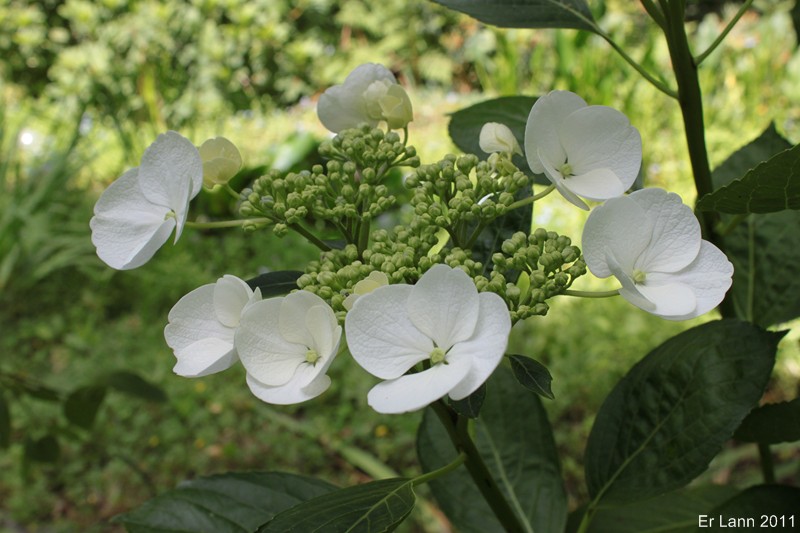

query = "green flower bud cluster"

[
  {"left": 296, "top": 224, "right": 441, "bottom": 321},
  {"left": 318, "top": 125, "right": 419, "bottom": 172},
  {"left": 238, "top": 125, "right": 419, "bottom": 239},
  {"left": 405, "top": 153, "right": 531, "bottom": 245},
  {"left": 478, "top": 229, "right": 587, "bottom": 322}
]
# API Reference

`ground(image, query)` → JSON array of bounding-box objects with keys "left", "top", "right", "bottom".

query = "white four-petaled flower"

[
  {"left": 90, "top": 131, "right": 203, "bottom": 269},
  {"left": 317, "top": 63, "right": 413, "bottom": 133},
  {"left": 235, "top": 291, "right": 342, "bottom": 405},
  {"left": 525, "top": 90, "right": 641, "bottom": 210},
  {"left": 582, "top": 188, "right": 733, "bottom": 320},
  {"left": 345, "top": 264, "right": 511, "bottom": 414}
]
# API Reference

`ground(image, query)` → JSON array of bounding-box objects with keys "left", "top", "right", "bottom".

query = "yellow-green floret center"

[
  {"left": 430, "top": 347, "right": 446, "bottom": 365},
  {"left": 559, "top": 163, "right": 573, "bottom": 177},
  {"left": 305, "top": 349, "right": 320, "bottom": 365},
  {"left": 632, "top": 269, "right": 647, "bottom": 284}
]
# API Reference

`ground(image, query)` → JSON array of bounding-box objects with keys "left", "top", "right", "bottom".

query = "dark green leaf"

[
  {"left": 245, "top": 271, "right": 303, "bottom": 298},
  {"left": 792, "top": 0, "right": 800, "bottom": 48},
  {"left": 24, "top": 435, "right": 60, "bottom": 463},
  {"left": 448, "top": 96, "right": 546, "bottom": 183},
  {"left": 697, "top": 143, "right": 800, "bottom": 214},
  {"left": 566, "top": 485, "right": 738, "bottom": 533},
  {"left": 258, "top": 478, "right": 415, "bottom": 533},
  {"left": 585, "top": 320, "right": 782, "bottom": 504},
  {"left": 509, "top": 354, "right": 554, "bottom": 400},
  {"left": 713, "top": 125, "right": 800, "bottom": 326},
  {"left": 418, "top": 366, "right": 567, "bottom": 533},
  {"left": 448, "top": 383, "right": 485, "bottom": 418},
  {"left": 707, "top": 485, "right": 800, "bottom": 528},
  {"left": 114, "top": 472, "right": 336, "bottom": 533},
  {"left": 64, "top": 385, "right": 107, "bottom": 430},
  {"left": 432, "top": 0, "right": 595, "bottom": 31},
  {"left": 734, "top": 398, "right": 800, "bottom": 444},
  {"left": 104, "top": 371, "right": 167, "bottom": 403},
  {"left": 0, "top": 391, "right": 10, "bottom": 448}
]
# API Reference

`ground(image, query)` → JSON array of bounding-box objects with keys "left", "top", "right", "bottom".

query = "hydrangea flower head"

[
  {"left": 165, "top": 275, "right": 261, "bottom": 377},
  {"left": 90, "top": 131, "right": 203, "bottom": 269},
  {"left": 317, "top": 63, "right": 412, "bottom": 133},
  {"left": 345, "top": 265, "right": 511, "bottom": 414},
  {"left": 235, "top": 291, "right": 342, "bottom": 405},
  {"left": 524, "top": 91, "right": 641, "bottom": 210},
  {"left": 582, "top": 188, "right": 733, "bottom": 320}
]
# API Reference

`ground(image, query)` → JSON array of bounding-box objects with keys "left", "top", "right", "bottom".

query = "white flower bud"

[{"left": 479, "top": 122, "right": 522, "bottom": 155}]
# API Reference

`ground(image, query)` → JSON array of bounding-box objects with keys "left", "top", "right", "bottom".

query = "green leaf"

[
  {"left": 697, "top": 143, "right": 800, "bottom": 214},
  {"left": 448, "top": 383, "right": 485, "bottom": 418},
  {"left": 432, "top": 0, "right": 596, "bottom": 31},
  {"left": 24, "top": 435, "right": 60, "bottom": 463},
  {"left": 114, "top": 472, "right": 336, "bottom": 533},
  {"left": 258, "top": 478, "right": 415, "bottom": 533},
  {"left": 566, "top": 485, "right": 738, "bottom": 533},
  {"left": 0, "top": 391, "right": 10, "bottom": 448},
  {"left": 713, "top": 125, "right": 800, "bottom": 326},
  {"left": 418, "top": 366, "right": 567, "bottom": 533},
  {"left": 792, "top": 0, "right": 800, "bottom": 48},
  {"left": 734, "top": 398, "right": 800, "bottom": 444},
  {"left": 509, "top": 354, "right": 555, "bottom": 400},
  {"left": 64, "top": 385, "right": 107, "bottom": 430},
  {"left": 707, "top": 485, "right": 800, "bottom": 526},
  {"left": 103, "top": 371, "right": 167, "bottom": 403},
  {"left": 246, "top": 271, "right": 303, "bottom": 299},
  {"left": 448, "top": 96, "right": 543, "bottom": 183},
  {"left": 585, "top": 320, "right": 782, "bottom": 505}
]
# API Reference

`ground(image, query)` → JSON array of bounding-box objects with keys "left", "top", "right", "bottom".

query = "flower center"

[
  {"left": 632, "top": 269, "right": 647, "bottom": 284},
  {"left": 429, "top": 347, "right": 447, "bottom": 365},
  {"left": 305, "top": 349, "right": 320, "bottom": 365},
  {"left": 164, "top": 210, "right": 176, "bottom": 221},
  {"left": 559, "top": 162, "right": 573, "bottom": 177}
]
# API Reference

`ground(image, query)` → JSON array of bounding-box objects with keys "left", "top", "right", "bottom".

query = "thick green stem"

[
  {"left": 431, "top": 401, "right": 528, "bottom": 533},
  {"left": 185, "top": 217, "right": 271, "bottom": 229},
  {"left": 662, "top": 2, "right": 735, "bottom": 318},
  {"left": 562, "top": 289, "right": 619, "bottom": 299}
]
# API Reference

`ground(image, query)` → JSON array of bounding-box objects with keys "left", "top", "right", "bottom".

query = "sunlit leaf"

[
  {"left": 585, "top": 320, "right": 782, "bottom": 504},
  {"left": 697, "top": 143, "right": 800, "bottom": 214},
  {"left": 432, "top": 0, "right": 595, "bottom": 31}
]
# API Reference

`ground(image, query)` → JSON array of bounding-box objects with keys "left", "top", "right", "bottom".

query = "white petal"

[
  {"left": 634, "top": 283, "right": 697, "bottom": 318},
  {"left": 278, "top": 291, "right": 336, "bottom": 348},
  {"left": 582, "top": 196, "right": 653, "bottom": 278},
  {"left": 213, "top": 275, "right": 254, "bottom": 328},
  {"left": 646, "top": 241, "right": 733, "bottom": 320},
  {"left": 628, "top": 188, "right": 701, "bottom": 273},
  {"left": 524, "top": 91, "right": 586, "bottom": 174},
  {"left": 366, "top": 355, "right": 473, "bottom": 414},
  {"left": 607, "top": 253, "right": 655, "bottom": 312},
  {"left": 246, "top": 371, "right": 330, "bottom": 405},
  {"left": 90, "top": 168, "right": 177, "bottom": 270},
  {"left": 165, "top": 284, "right": 236, "bottom": 353},
  {"left": 235, "top": 298, "right": 307, "bottom": 386},
  {"left": 304, "top": 305, "right": 339, "bottom": 360},
  {"left": 407, "top": 265, "right": 479, "bottom": 350},
  {"left": 138, "top": 131, "right": 203, "bottom": 229},
  {"left": 345, "top": 285, "right": 433, "bottom": 379},
  {"left": 317, "top": 64, "right": 396, "bottom": 133},
  {"left": 479, "top": 122, "right": 521, "bottom": 155},
  {"left": 173, "top": 338, "right": 237, "bottom": 377},
  {"left": 538, "top": 149, "right": 589, "bottom": 210},
  {"left": 447, "top": 292, "right": 511, "bottom": 400},
  {"left": 563, "top": 167, "right": 627, "bottom": 202},
  {"left": 559, "top": 105, "right": 641, "bottom": 193}
]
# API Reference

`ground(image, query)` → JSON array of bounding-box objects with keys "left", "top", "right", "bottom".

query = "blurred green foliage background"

[{"left": 1, "top": 1, "right": 799, "bottom": 531}]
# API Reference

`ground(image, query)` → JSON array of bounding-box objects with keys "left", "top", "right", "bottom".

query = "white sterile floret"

[
  {"left": 165, "top": 275, "right": 261, "bottom": 377},
  {"left": 524, "top": 90, "right": 642, "bottom": 210},
  {"left": 317, "top": 63, "right": 413, "bottom": 133},
  {"left": 90, "top": 131, "right": 203, "bottom": 269},
  {"left": 479, "top": 122, "right": 522, "bottom": 155},
  {"left": 582, "top": 188, "right": 733, "bottom": 320},
  {"left": 235, "top": 291, "right": 342, "bottom": 405},
  {"left": 342, "top": 270, "right": 390, "bottom": 311},
  {"left": 344, "top": 264, "right": 511, "bottom": 414}
]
